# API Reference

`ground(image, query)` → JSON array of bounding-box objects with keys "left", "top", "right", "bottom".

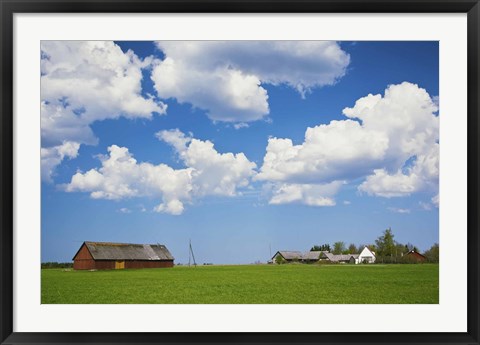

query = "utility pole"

[{"left": 188, "top": 239, "right": 197, "bottom": 267}]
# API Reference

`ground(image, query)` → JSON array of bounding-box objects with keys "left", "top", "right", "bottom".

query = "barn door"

[{"left": 115, "top": 260, "right": 125, "bottom": 269}]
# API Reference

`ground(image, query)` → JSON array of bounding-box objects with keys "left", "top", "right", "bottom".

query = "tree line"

[
  {"left": 41, "top": 262, "right": 73, "bottom": 269},
  {"left": 310, "top": 227, "right": 439, "bottom": 263}
]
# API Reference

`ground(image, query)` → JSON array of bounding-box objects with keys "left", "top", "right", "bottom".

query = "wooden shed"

[{"left": 73, "top": 241, "right": 174, "bottom": 270}]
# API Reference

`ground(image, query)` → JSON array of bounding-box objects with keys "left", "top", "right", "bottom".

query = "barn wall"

[
  {"left": 125, "top": 260, "right": 174, "bottom": 269},
  {"left": 76, "top": 260, "right": 174, "bottom": 270},
  {"left": 73, "top": 259, "right": 96, "bottom": 270},
  {"left": 95, "top": 261, "right": 116, "bottom": 270},
  {"left": 74, "top": 244, "right": 92, "bottom": 259},
  {"left": 73, "top": 244, "right": 95, "bottom": 270}
]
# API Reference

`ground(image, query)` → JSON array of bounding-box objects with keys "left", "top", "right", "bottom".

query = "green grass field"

[{"left": 41, "top": 264, "right": 439, "bottom": 304}]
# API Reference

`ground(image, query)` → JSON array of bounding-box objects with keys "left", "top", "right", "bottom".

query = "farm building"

[
  {"left": 320, "top": 252, "right": 359, "bottom": 264},
  {"left": 273, "top": 246, "right": 376, "bottom": 264},
  {"left": 356, "top": 246, "right": 376, "bottom": 264},
  {"left": 302, "top": 251, "right": 325, "bottom": 262},
  {"left": 72, "top": 241, "right": 174, "bottom": 270},
  {"left": 320, "top": 247, "right": 375, "bottom": 264},
  {"left": 403, "top": 250, "right": 427, "bottom": 263},
  {"left": 272, "top": 251, "right": 327, "bottom": 263},
  {"left": 272, "top": 251, "right": 302, "bottom": 263}
]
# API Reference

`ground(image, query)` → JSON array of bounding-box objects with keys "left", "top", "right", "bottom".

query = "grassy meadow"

[{"left": 41, "top": 263, "right": 439, "bottom": 304}]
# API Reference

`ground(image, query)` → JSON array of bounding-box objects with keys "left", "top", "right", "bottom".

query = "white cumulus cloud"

[
  {"left": 267, "top": 180, "right": 344, "bottom": 207},
  {"left": 151, "top": 41, "right": 350, "bottom": 122},
  {"left": 257, "top": 82, "right": 439, "bottom": 205},
  {"left": 158, "top": 129, "right": 257, "bottom": 198},
  {"left": 256, "top": 120, "right": 388, "bottom": 183},
  {"left": 41, "top": 141, "right": 81, "bottom": 183},
  {"left": 64, "top": 130, "right": 257, "bottom": 215},
  {"left": 348, "top": 83, "right": 439, "bottom": 197},
  {"left": 41, "top": 41, "right": 167, "bottom": 181}
]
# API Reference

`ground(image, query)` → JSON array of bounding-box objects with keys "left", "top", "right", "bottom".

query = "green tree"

[
  {"left": 310, "top": 244, "right": 330, "bottom": 252},
  {"left": 332, "top": 241, "right": 346, "bottom": 255},
  {"left": 424, "top": 243, "right": 439, "bottom": 263},
  {"left": 375, "top": 228, "right": 396, "bottom": 261},
  {"left": 348, "top": 243, "right": 358, "bottom": 254},
  {"left": 275, "top": 255, "right": 285, "bottom": 264},
  {"left": 367, "top": 244, "right": 377, "bottom": 253},
  {"left": 395, "top": 243, "right": 408, "bottom": 256}
]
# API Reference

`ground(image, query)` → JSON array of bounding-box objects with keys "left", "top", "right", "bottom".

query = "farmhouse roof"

[
  {"left": 322, "top": 253, "right": 358, "bottom": 262},
  {"left": 360, "top": 246, "right": 376, "bottom": 256},
  {"left": 302, "top": 251, "right": 327, "bottom": 260},
  {"left": 273, "top": 250, "right": 330, "bottom": 261},
  {"left": 334, "top": 254, "right": 355, "bottom": 261},
  {"left": 405, "top": 250, "right": 426, "bottom": 259},
  {"left": 74, "top": 241, "right": 174, "bottom": 261},
  {"left": 275, "top": 251, "right": 303, "bottom": 260}
]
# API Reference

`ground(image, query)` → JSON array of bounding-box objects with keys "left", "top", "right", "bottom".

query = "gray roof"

[
  {"left": 77, "top": 241, "right": 174, "bottom": 261},
  {"left": 275, "top": 251, "right": 303, "bottom": 260},
  {"left": 322, "top": 253, "right": 358, "bottom": 262},
  {"left": 274, "top": 250, "right": 328, "bottom": 261},
  {"left": 302, "top": 251, "right": 326, "bottom": 260}
]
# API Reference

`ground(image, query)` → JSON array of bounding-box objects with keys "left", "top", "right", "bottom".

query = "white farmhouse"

[{"left": 355, "top": 246, "right": 376, "bottom": 264}]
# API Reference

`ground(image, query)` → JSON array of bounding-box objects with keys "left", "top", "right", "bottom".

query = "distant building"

[
  {"left": 272, "top": 246, "right": 376, "bottom": 265},
  {"left": 272, "top": 251, "right": 327, "bottom": 263},
  {"left": 272, "top": 251, "right": 303, "bottom": 263},
  {"left": 319, "top": 246, "right": 375, "bottom": 264},
  {"left": 72, "top": 241, "right": 174, "bottom": 270},
  {"left": 403, "top": 250, "right": 427, "bottom": 262},
  {"left": 356, "top": 246, "right": 376, "bottom": 264},
  {"left": 320, "top": 252, "right": 359, "bottom": 264},
  {"left": 302, "top": 251, "right": 326, "bottom": 262}
]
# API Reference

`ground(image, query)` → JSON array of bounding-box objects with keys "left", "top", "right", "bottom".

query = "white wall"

[{"left": 358, "top": 247, "right": 376, "bottom": 264}]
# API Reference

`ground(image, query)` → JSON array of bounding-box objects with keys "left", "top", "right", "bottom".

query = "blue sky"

[{"left": 41, "top": 41, "right": 439, "bottom": 264}]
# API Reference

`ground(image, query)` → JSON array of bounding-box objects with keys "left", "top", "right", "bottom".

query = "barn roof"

[
  {"left": 273, "top": 250, "right": 328, "bottom": 261},
  {"left": 322, "top": 253, "right": 358, "bottom": 262},
  {"left": 405, "top": 250, "right": 426, "bottom": 259},
  {"left": 302, "top": 251, "right": 327, "bottom": 260},
  {"left": 275, "top": 251, "right": 303, "bottom": 260},
  {"left": 74, "top": 241, "right": 174, "bottom": 261}
]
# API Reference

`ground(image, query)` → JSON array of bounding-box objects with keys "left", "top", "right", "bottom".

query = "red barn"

[
  {"left": 404, "top": 250, "right": 427, "bottom": 263},
  {"left": 73, "top": 241, "right": 174, "bottom": 270}
]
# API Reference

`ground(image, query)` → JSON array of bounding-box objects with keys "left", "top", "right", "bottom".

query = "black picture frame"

[{"left": 1, "top": 1, "right": 479, "bottom": 344}]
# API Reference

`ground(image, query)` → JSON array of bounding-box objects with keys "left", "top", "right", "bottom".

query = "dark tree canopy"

[
  {"left": 332, "top": 241, "right": 346, "bottom": 255},
  {"left": 348, "top": 243, "right": 358, "bottom": 254},
  {"left": 375, "top": 228, "right": 396, "bottom": 257},
  {"left": 424, "top": 243, "right": 439, "bottom": 263},
  {"left": 311, "top": 244, "right": 330, "bottom": 252}
]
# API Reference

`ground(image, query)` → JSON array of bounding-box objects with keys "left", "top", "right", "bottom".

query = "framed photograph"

[{"left": 1, "top": 1, "right": 479, "bottom": 344}]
